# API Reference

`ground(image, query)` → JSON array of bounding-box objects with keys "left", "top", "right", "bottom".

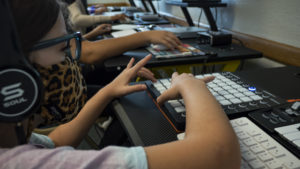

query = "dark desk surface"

[
  {"left": 235, "top": 66, "right": 300, "bottom": 100},
  {"left": 111, "top": 66, "right": 300, "bottom": 146},
  {"left": 104, "top": 40, "right": 262, "bottom": 72}
]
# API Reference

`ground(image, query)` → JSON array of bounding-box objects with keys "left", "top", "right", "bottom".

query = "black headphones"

[{"left": 0, "top": 0, "right": 43, "bottom": 123}]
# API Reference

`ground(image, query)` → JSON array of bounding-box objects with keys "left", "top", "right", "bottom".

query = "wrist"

[
  {"left": 100, "top": 84, "right": 115, "bottom": 101},
  {"left": 179, "top": 80, "right": 207, "bottom": 98},
  {"left": 138, "top": 31, "right": 151, "bottom": 45}
]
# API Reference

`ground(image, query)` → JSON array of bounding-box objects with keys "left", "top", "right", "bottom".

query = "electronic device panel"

[
  {"left": 249, "top": 102, "right": 300, "bottom": 158},
  {"left": 147, "top": 43, "right": 206, "bottom": 59},
  {"left": 177, "top": 117, "right": 300, "bottom": 168},
  {"left": 146, "top": 72, "right": 285, "bottom": 131},
  {"left": 154, "top": 26, "right": 207, "bottom": 39}
]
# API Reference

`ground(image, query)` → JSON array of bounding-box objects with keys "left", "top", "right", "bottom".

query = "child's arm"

[
  {"left": 144, "top": 73, "right": 241, "bottom": 169},
  {"left": 68, "top": 2, "right": 112, "bottom": 28},
  {"left": 82, "top": 24, "right": 111, "bottom": 40},
  {"left": 78, "top": 31, "right": 181, "bottom": 64},
  {"left": 48, "top": 55, "right": 154, "bottom": 147}
]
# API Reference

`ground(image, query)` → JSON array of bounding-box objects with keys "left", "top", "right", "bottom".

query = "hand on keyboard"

[{"left": 156, "top": 72, "right": 215, "bottom": 105}]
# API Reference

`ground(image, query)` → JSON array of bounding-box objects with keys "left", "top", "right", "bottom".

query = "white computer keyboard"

[
  {"left": 177, "top": 117, "right": 300, "bottom": 169},
  {"left": 275, "top": 123, "right": 300, "bottom": 150}
]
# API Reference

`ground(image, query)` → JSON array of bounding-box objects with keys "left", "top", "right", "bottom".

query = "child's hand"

[
  {"left": 94, "top": 24, "right": 111, "bottom": 35},
  {"left": 111, "top": 14, "right": 127, "bottom": 21},
  {"left": 95, "top": 6, "right": 107, "bottom": 14},
  {"left": 144, "top": 31, "right": 182, "bottom": 50},
  {"left": 107, "top": 54, "right": 155, "bottom": 98},
  {"left": 157, "top": 72, "right": 214, "bottom": 105}
]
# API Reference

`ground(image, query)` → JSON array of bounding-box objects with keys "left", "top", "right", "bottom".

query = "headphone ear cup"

[{"left": 0, "top": 65, "right": 43, "bottom": 123}]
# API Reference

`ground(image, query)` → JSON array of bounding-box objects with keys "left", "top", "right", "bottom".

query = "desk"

[
  {"left": 110, "top": 66, "right": 300, "bottom": 146},
  {"left": 104, "top": 39, "right": 262, "bottom": 73}
]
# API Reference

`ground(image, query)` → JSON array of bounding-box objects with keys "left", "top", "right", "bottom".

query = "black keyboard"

[
  {"left": 249, "top": 102, "right": 300, "bottom": 158},
  {"left": 146, "top": 72, "right": 285, "bottom": 131}
]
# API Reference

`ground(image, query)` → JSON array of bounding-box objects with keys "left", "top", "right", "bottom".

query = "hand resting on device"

[{"left": 157, "top": 72, "right": 215, "bottom": 105}]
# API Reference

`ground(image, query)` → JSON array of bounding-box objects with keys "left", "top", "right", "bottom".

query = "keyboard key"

[
  {"left": 234, "top": 93, "right": 245, "bottom": 98},
  {"left": 261, "top": 142, "right": 276, "bottom": 150},
  {"left": 195, "top": 75, "right": 204, "bottom": 79},
  {"left": 224, "top": 94, "right": 235, "bottom": 99},
  {"left": 275, "top": 123, "right": 300, "bottom": 135},
  {"left": 253, "top": 135, "right": 268, "bottom": 143},
  {"left": 213, "top": 80, "right": 221, "bottom": 84},
  {"left": 228, "top": 89, "right": 239, "bottom": 94},
  {"left": 222, "top": 79, "right": 232, "bottom": 83},
  {"left": 250, "top": 95, "right": 263, "bottom": 101},
  {"left": 244, "top": 91, "right": 255, "bottom": 96},
  {"left": 238, "top": 88, "right": 248, "bottom": 92},
  {"left": 232, "top": 84, "right": 242, "bottom": 89},
  {"left": 219, "top": 100, "right": 232, "bottom": 106},
  {"left": 233, "top": 127, "right": 243, "bottom": 133},
  {"left": 269, "top": 148, "right": 286, "bottom": 158},
  {"left": 248, "top": 159, "right": 266, "bottom": 169},
  {"left": 240, "top": 143, "right": 250, "bottom": 153},
  {"left": 266, "top": 160, "right": 282, "bottom": 169},
  {"left": 227, "top": 81, "right": 236, "bottom": 85},
  {"left": 215, "top": 96, "right": 226, "bottom": 101},
  {"left": 217, "top": 82, "right": 227, "bottom": 87},
  {"left": 218, "top": 90, "right": 229, "bottom": 95},
  {"left": 237, "top": 132, "right": 250, "bottom": 140},
  {"left": 283, "top": 132, "right": 300, "bottom": 141},
  {"left": 212, "top": 93, "right": 220, "bottom": 98},
  {"left": 250, "top": 145, "right": 265, "bottom": 154},
  {"left": 210, "top": 91, "right": 217, "bottom": 96},
  {"left": 174, "top": 106, "right": 185, "bottom": 113},
  {"left": 204, "top": 73, "right": 212, "bottom": 77},
  {"left": 212, "top": 73, "right": 220, "bottom": 76},
  {"left": 257, "top": 152, "right": 273, "bottom": 162},
  {"left": 164, "top": 83, "right": 171, "bottom": 88},
  {"left": 179, "top": 99, "right": 184, "bottom": 105},
  {"left": 223, "top": 86, "right": 233, "bottom": 90},
  {"left": 247, "top": 130, "right": 261, "bottom": 137},
  {"left": 168, "top": 100, "right": 182, "bottom": 107},
  {"left": 230, "top": 98, "right": 242, "bottom": 104},
  {"left": 242, "top": 151, "right": 257, "bottom": 161},
  {"left": 160, "top": 79, "right": 169, "bottom": 84},
  {"left": 213, "top": 87, "right": 223, "bottom": 92},
  {"left": 235, "top": 118, "right": 249, "bottom": 126},
  {"left": 283, "top": 160, "right": 300, "bottom": 169},
  {"left": 243, "top": 138, "right": 257, "bottom": 147},
  {"left": 230, "top": 121, "right": 238, "bottom": 128},
  {"left": 208, "top": 83, "right": 218, "bottom": 88},
  {"left": 162, "top": 80, "right": 171, "bottom": 85},
  {"left": 153, "top": 83, "right": 163, "bottom": 88},
  {"left": 240, "top": 97, "right": 252, "bottom": 102}
]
